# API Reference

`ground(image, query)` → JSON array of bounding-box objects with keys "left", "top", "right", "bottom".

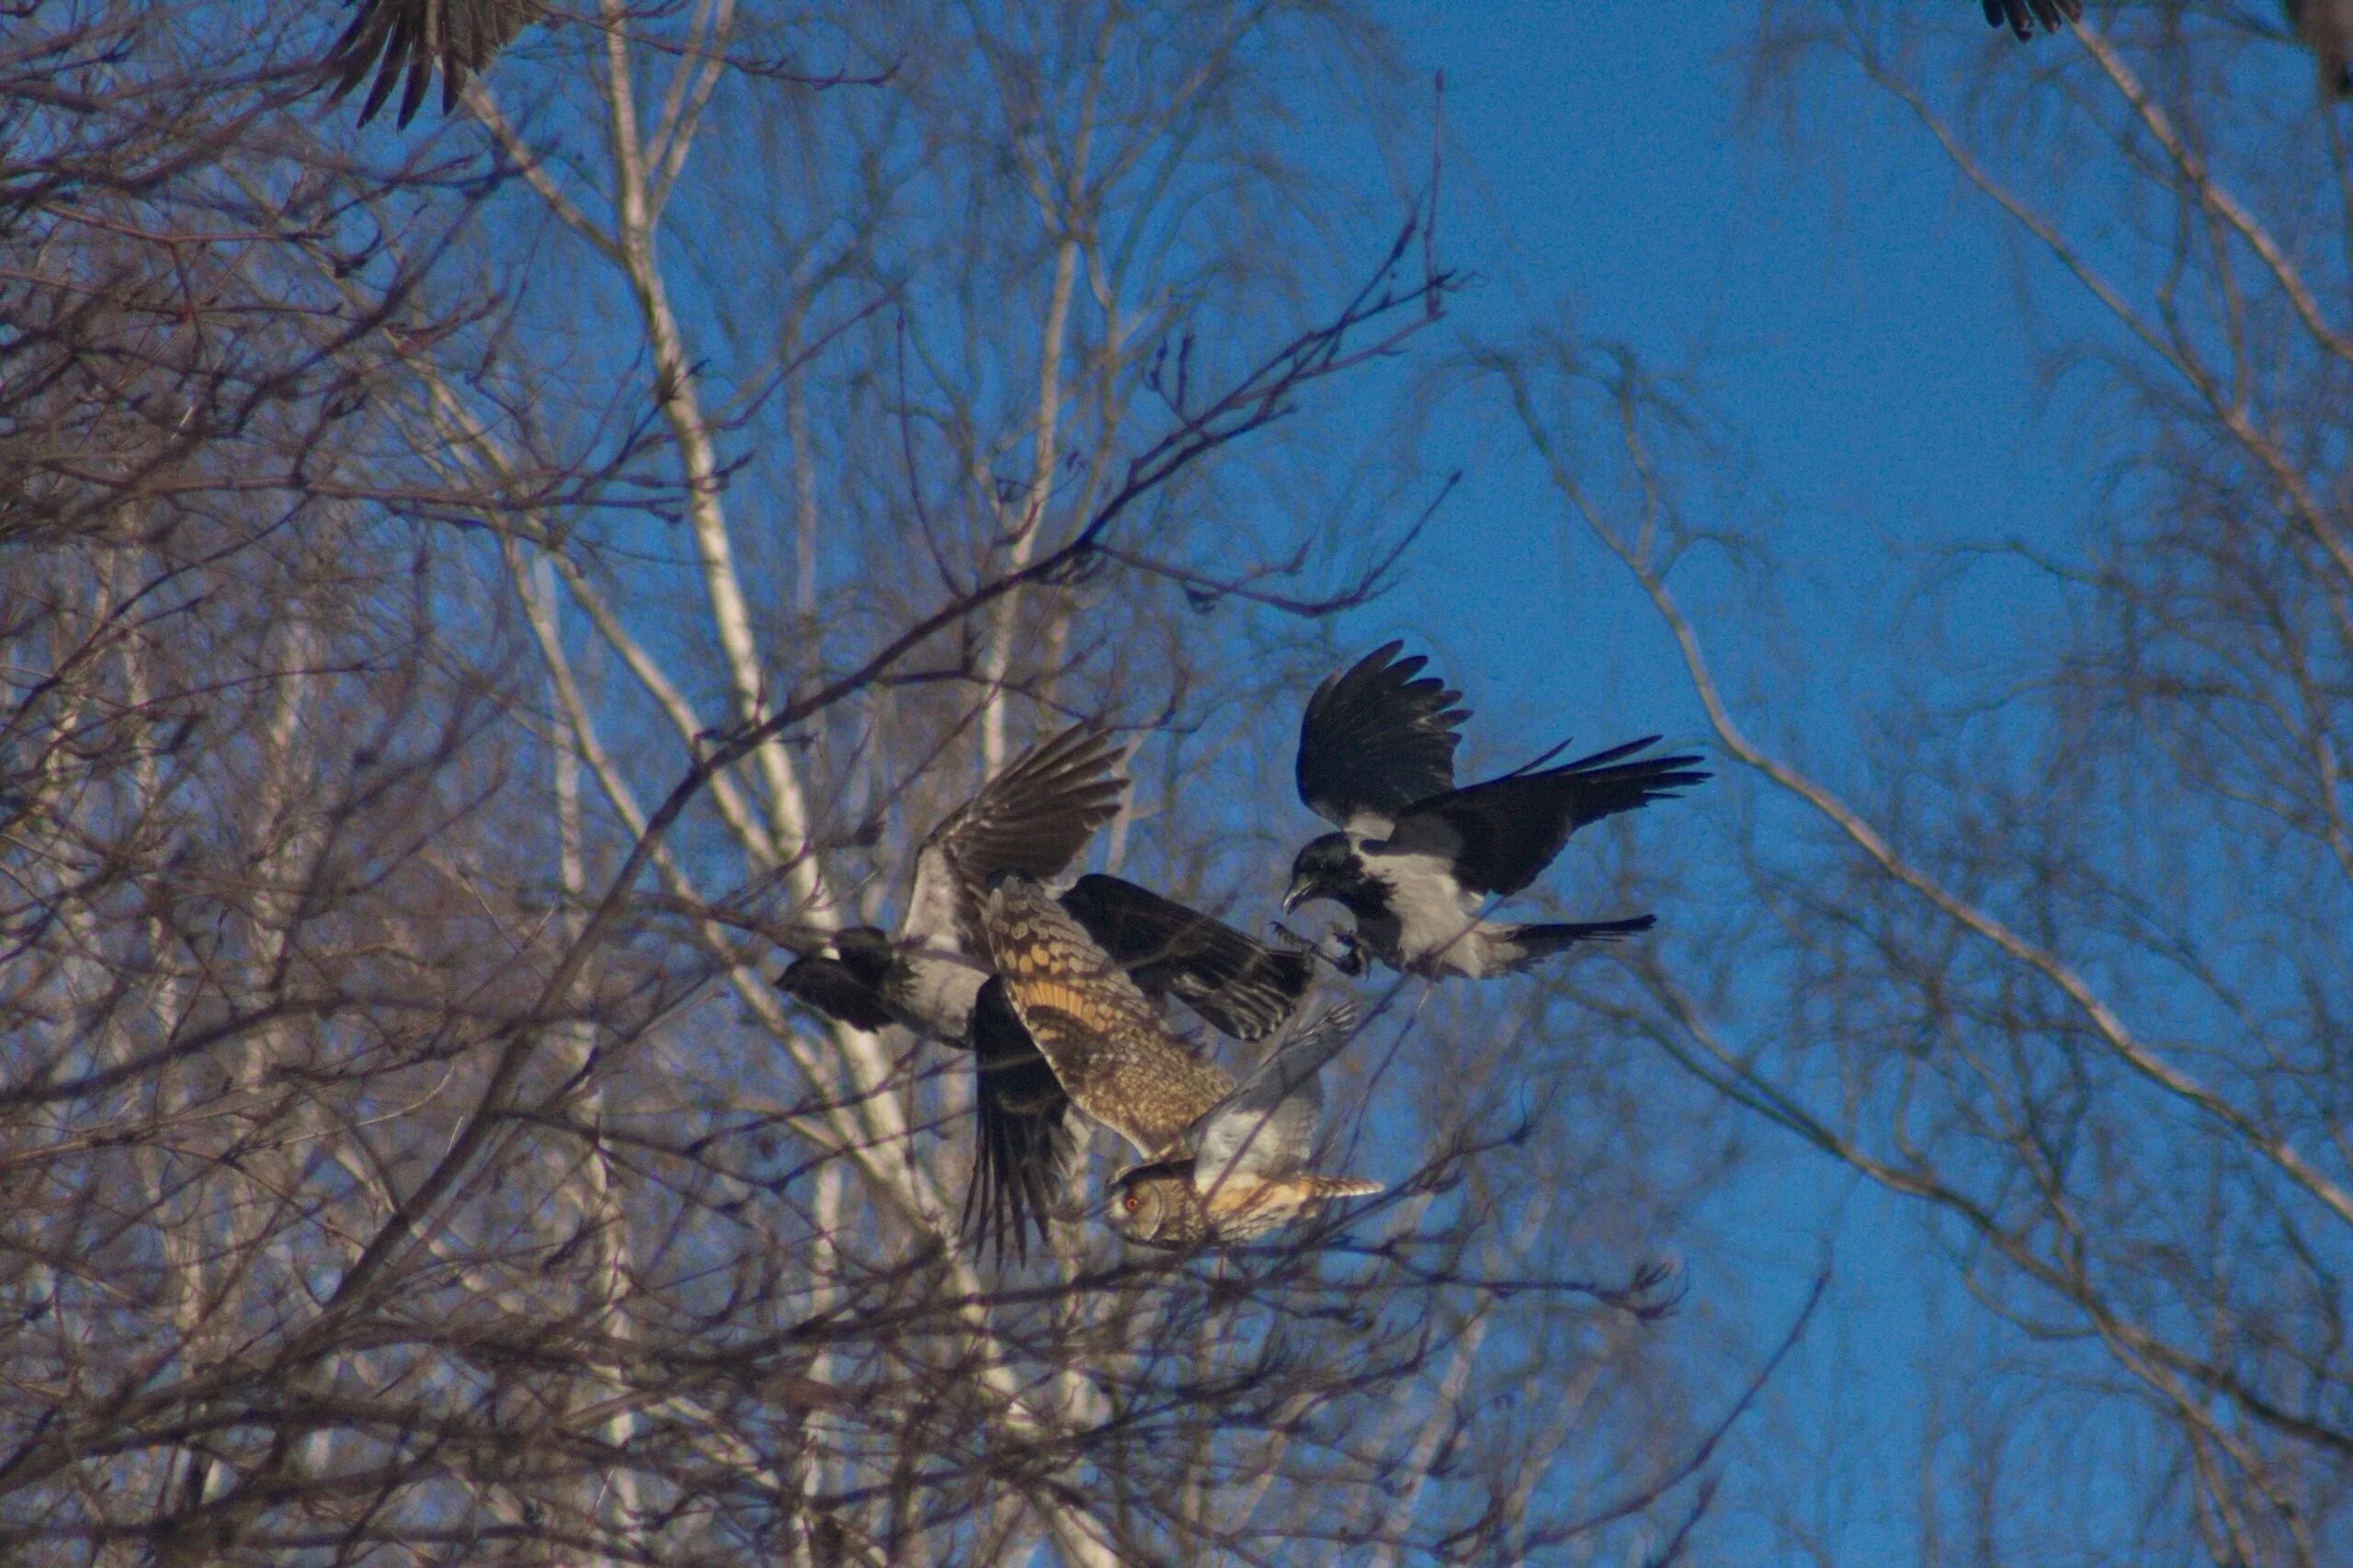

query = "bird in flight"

[
  {"left": 1105, "top": 1001, "right": 1382, "bottom": 1250},
  {"left": 1283, "top": 642, "right": 1707, "bottom": 980},
  {"left": 969, "top": 875, "right": 1373, "bottom": 1259},
  {"left": 1983, "top": 0, "right": 2079, "bottom": 40},
  {"left": 777, "top": 724, "right": 1130, "bottom": 1046},
  {"left": 778, "top": 726, "right": 1309, "bottom": 1046},
  {"left": 321, "top": 0, "right": 542, "bottom": 127}
]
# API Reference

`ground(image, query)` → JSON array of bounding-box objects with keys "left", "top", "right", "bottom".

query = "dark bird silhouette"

[
  {"left": 1283, "top": 642, "right": 1707, "bottom": 980},
  {"left": 1983, "top": 0, "right": 2079, "bottom": 40},
  {"left": 322, "top": 0, "right": 542, "bottom": 128},
  {"left": 2289, "top": 0, "right": 2353, "bottom": 95},
  {"left": 969, "top": 876, "right": 1372, "bottom": 1259}
]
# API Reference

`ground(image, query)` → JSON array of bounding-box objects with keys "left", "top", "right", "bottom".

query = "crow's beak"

[{"left": 1281, "top": 877, "right": 1310, "bottom": 915}]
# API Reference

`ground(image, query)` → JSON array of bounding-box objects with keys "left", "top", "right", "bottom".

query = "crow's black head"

[
  {"left": 777, "top": 926, "right": 901, "bottom": 1031},
  {"left": 827, "top": 926, "right": 896, "bottom": 982},
  {"left": 1284, "top": 833, "right": 1384, "bottom": 918}
]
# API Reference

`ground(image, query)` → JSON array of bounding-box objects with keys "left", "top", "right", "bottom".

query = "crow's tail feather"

[{"left": 1502, "top": 915, "right": 1656, "bottom": 961}]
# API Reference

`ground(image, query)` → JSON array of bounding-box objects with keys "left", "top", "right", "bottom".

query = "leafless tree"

[
  {"left": 0, "top": 3, "right": 1766, "bottom": 1564},
  {"left": 1466, "top": 3, "right": 2353, "bottom": 1562}
]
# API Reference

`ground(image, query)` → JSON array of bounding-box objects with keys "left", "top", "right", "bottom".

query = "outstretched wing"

[
  {"left": 1296, "top": 642, "right": 1467, "bottom": 834},
  {"left": 1192, "top": 1003, "right": 1358, "bottom": 1186},
  {"left": 902, "top": 725, "right": 1127, "bottom": 956},
  {"left": 1057, "top": 874, "right": 1311, "bottom": 1041},
  {"left": 1982, "top": 0, "right": 2078, "bottom": 41},
  {"left": 983, "top": 876, "right": 1232, "bottom": 1159},
  {"left": 961, "top": 978, "right": 1071, "bottom": 1265},
  {"left": 1384, "top": 737, "right": 1709, "bottom": 898},
  {"left": 323, "top": 0, "right": 541, "bottom": 128}
]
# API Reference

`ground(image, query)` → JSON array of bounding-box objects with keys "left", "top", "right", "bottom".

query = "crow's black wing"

[
  {"left": 1057, "top": 874, "right": 1311, "bottom": 1042},
  {"left": 1385, "top": 738, "right": 1709, "bottom": 897},
  {"left": 1981, "top": 0, "right": 2079, "bottom": 40},
  {"left": 961, "top": 978, "right": 1072, "bottom": 1266},
  {"left": 323, "top": 0, "right": 541, "bottom": 127},
  {"left": 774, "top": 954, "right": 896, "bottom": 1033},
  {"left": 1296, "top": 642, "right": 1467, "bottom": 833},
  {"left": 904, "top": 724, "right": 1127, "bottom": 955}
]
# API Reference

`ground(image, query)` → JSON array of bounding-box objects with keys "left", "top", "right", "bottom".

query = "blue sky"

[
  {"left": 1323, "top": 5, "right": 2112, "bottom": 1557},
  {"left": 420, "top": 2, "right": 2302, "bottom": 1553}
]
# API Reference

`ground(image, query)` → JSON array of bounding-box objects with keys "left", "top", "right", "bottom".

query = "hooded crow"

[
  {"left": 776, "top": 724, "right": 1129, "bottom": 1044},
  {"left": 1283, "top": 642, "right": 1707, "bottom": 980}
]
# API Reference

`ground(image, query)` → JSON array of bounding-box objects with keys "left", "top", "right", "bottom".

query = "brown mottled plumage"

[
  {"left": 1108, "top": 1161, "right": 1382, "bottom": 1249},
  {"left": 1101, "top": 1000, "right": 1381, "bottom": 1248},
  {"left": 776, "top": 724, "right": 1129, "bottom": 1046},
  {"left": 982, "top": 876, "right": 1378, "bottom": 1252},
  {"left": 983, "top": 876, "right": 1233, "bottom": 1160},
  {"left": 961, "top": 873, "right": 1315, "bottom": 1262}
]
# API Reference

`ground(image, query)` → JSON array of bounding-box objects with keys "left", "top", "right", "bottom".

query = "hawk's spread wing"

[
  {"left": 902, "top": 725, "right": 1127, "bottom": 957},
  {"left": 1982, "top": 0, "right": 2078, "bottom": 40},
  {"left": 1057, "top": 874, "right": 1311, "bottom": 1041},
  {"left": 1296, "top": 642, "right": 1467, "bottom": 834},
  {"left": 961, "top": 977, "right": 1071, "bottom": 1265},
  {"left": 323, "top": 0, "right": 541, "bottom": 127},
  {"left": 1192, "top": 1003, "right": 1357, "bottom": 1187},
  {"left": 1384, "top": 737, "right": 1709, "bottom": 898},
  {"left": 983, "top": 876, "right": 1232, "bottom": 1160}
]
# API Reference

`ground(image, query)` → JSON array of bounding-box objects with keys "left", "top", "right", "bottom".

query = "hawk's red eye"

[{"left": 1121, "top": 1195, "right": 1141, "bottom": 1212}]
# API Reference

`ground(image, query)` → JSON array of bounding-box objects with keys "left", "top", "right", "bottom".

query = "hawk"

[
  {"left": 321, "top": 0, "right": 542, "bottom": 127},
  {"left": 970, "top": 875, "right": 1374, "bottom": 1258},
  {"left": 1105, "top": 1001, "right": 1382, "bottom": 1250},
  {"left": 1282, "top": 642, "right": 1707, "bottom": 980}
]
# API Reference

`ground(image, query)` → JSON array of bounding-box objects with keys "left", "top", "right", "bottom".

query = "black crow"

[
  {"left": 1982, "top": 0, "right": 2080, "bottom": 40},
  {"left": 322, "top": 0, "right": 542, "bottom": 128},
  {"left": 1283, "top": 642, "right": 1707, "bottom": 980}
]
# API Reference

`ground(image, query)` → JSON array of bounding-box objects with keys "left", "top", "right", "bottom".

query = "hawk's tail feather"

[{"left": 1305, "top": 1175, "right": 1383, "bottom": 1199}]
